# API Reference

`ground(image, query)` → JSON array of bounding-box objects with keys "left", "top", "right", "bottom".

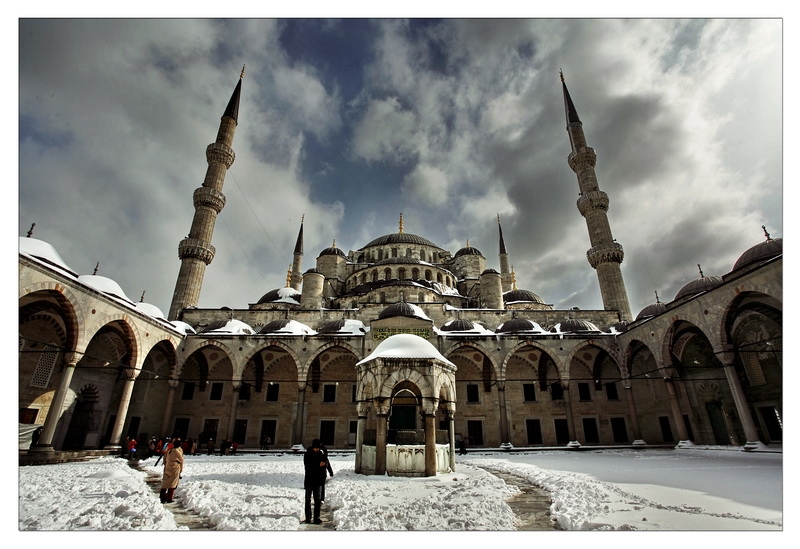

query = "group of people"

[{"left": 303, "top": 439, "right": 334, "bottom": 525}]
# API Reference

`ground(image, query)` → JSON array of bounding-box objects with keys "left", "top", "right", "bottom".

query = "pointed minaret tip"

[
  {"left": 240, "top": 64, "right": 246, "bottom": 79},
  {"left": 560, "top": 69, "right": 565, "bottom": 83}
]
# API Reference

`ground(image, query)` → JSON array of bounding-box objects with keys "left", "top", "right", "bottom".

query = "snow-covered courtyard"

[{"left": 16, "top": 446, "right": 782, "bottom": 535}]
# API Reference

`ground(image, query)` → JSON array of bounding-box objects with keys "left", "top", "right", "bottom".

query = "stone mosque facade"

[{"left": 19, "top": 71, "right": 782, "bottom": 469}]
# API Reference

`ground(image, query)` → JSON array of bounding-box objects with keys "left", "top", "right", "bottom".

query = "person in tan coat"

[{"left": 160, "top": 437, "right": 184, "bottom": 503}]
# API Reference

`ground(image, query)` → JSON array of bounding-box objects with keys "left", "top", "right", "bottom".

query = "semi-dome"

[
  {"left": 378, "top": 301, "right": 431, "bottom": 321},
  {"left": 503, "top": 289, "right": 545, "bottom": 304},
  {"left": 19, "top": 237, "right": 78, "bottom": 277},
  {"left": 496, "top": 318, "right": 545, "bottom": 333},
  {"left": 362, "top": 232, "right": 441, "bottom": 250},
  {"left": 200, "top": 319, "right": 254, "bottom": 335},
  {"left": 733, "top": 234, "right": 782, "bottom": 271},
  {"left": 555, "top": 318, "right": 602, "bottom": 333},
  {"left": 257, "top": 286, "right": 301, "bottom": 305},
  {"left": 674, "top": 266, "right": 723, "bottom": 301},
  {"left": 454, "top": 246, "right": 484, "bottom": 258},
  {"left": 77, "top": 274, "right": 133, "bottom": 303}
]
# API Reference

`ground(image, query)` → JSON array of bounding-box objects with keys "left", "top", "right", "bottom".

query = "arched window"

[
  {"left": 437, "top": 273, "right": 443, "bottom": 283},
  {"left": 420, "top": 250, "right": 426, "bottom": 262},
  {"left": 360, "top": 273, "right": 367, "bottom": 285},
  {"left": 392, "top": 248, "right": 398, "bottom": 258},
  {"left": 384, "top": 268, "right": 392, "bottom": 280},
  {"left": 412, "top": 268, "right": 419, "bottom": 280},
  {"left": 380, "top": 292, "right": 386, "bottom": 304},
  {"left": 398, "top": 268, "right": 406, "bottom": 280},
  {"left": 406, "top": 248, "right": 412, "bottom": 257},
  {"left": 425, "top": 269, "right": 432, "bottom": 281},
  {"left": 372, "top": 270, "right": 378, "bottom": 282}
]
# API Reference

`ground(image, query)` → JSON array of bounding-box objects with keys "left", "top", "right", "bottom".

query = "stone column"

[
  {"left": 355, "top": 412, "right": 367, "bottom": 474},
  {"left": 31, "top": 353, "right": 79, "bottom": 452},
  {"left": 226, "top": 383, "right": 240, "bottom": 441},
  {"left": 663, "top": 377, "right": 689, "bottom": 442},
  {"left": 424, "top": 412, "right": 437, "bottom": 477},
  {"left": 497, "top": 381, "right": 509, "bottom": 444},
  {"left": 717, "top": 347, "right": 763, "bottom": 450},
  {"left": 624, "top": 384, "right": 645, "bottom": 444},
  {"left": 448, "top": 412, "right": 456, "bottom": 472},
  {"left": 293, "top": 388, "right": 307, "bottom": 446},
  {"left": 106, "top": 368, "right": 138, "bottom": 451},
  {"left": 375, "top": 412, "right": 388, "bottom": 475},
  {"left": 160, "top": 380, "right": 179, "bottom": 437},
  {"left": 563, "top": 382, "right": 579, "bottom": 446}
]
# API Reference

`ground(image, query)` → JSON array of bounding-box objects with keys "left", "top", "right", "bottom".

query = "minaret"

[
  {"left": 290, "top": 215, "right": 304, "bottom": 291},
  {"left": 561, "top": 71, "right": 632, "bottom": 321},
  {"left": 497, "top": 214, "right": 512, "bottom": 292},
  {"left": 168, "top": 67, "right": 244, "bottom": 320}
]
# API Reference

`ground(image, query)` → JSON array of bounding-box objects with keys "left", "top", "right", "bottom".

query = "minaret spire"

[
  {"left": 399, "top": 212, "right": 404, "bottom": 234},
  {"left": 497, "top": 214, "right": 512, "bottom": 292},
  {"left": 169, "top": 71, "right": 243, "bottom": 320},
  {"left": 290, "top": 215, "right": 304, "bottom": 291},
  {"left": 562, "top": 72, "right": 632, "bottom": 321}
]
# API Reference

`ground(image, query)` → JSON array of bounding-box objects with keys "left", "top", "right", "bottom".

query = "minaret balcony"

[
  {"left": 178, "top": 238, "right": 216, "bottom": 264},
  {"left": 577, "top": 190, "right": 609, "bottom": 216},
  {"left": 206, "top": 142, "right": 235, "bottom": 168},
  {"left": 193, "top": 186, "right": 227, "bottom": 213},
  {"left": 568, "top": 147, "right": 597, "bottom": 171},
  {"left": 586, "top": 241, "right": 624, "bottom": 268}
]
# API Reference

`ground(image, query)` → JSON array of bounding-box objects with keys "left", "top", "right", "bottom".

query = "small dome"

[
  {"left": 304, "top": 268, "right": 321, "bottom": 274},
  {"left": 496, "top": 318, "right": 545, "bottom": 333},
  {"left": 454, "top": 246, "right": 483, "bottom": 258},
  {"left": 319, "top": 246, "right": 347, "bottom": 258},
  {"left": 77, "top": 274, "right": 133, "bottom": 303},
  {"left": 674, "top": 274, "right": 723, "bottom": 301},
  {"left": 611, "top": 320, "right": 631, "bottom": 333},
  {"left": 200, "top": 319, "right": 254, "bottom": 335},
  {"left": 439, "top": 319, "right": 475, "bottom": 332},
  {"left": 317, "top": 319, "right": 367, "bottom": 335},
  {"left": 555, "top": 318, "right": 602, "bottom": 333},
  {"left": 733, "top": 236, "right": 782, "bottom": 271},
  {"left": 19, "top": 237, "right": 78, "bottom": 277},
  {"left": 635, "top": 302, "right": 667, "bottom": 321},
  {"left": 257, "top": 287, "right": 301, "bottom": 305},
  {"left": 378, "top": 301, "right": 431, "bottom": 321},
  {"left": 258, "top": 319, "right": 315, "bottom": 335},
  {"left": 135, "top": 302, "right": 166, "bottom": 319},
  {"left": 481, "top": 268, "right": 499, "bottom": 275},
  {"left": 503, "top": 289, "right": 545, "bottom": 304},
  {"left": 170, "top": 320, "right": 197, "bottom": 335}
]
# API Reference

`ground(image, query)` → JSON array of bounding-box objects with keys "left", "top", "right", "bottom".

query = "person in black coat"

[
  {"left": 303, "top": 439, "right": 327, "bottom": 524},
  {"left": 319, "top": 443, "right": 334, "bottom": 502}
]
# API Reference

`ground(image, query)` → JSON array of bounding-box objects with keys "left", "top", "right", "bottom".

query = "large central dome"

[{"left": 361, "top": 232, "right": 442, "bottom": 249}]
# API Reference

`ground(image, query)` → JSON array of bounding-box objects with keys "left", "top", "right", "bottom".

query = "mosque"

[{"left": 19, "top": 70, "right": 782, "bottom": 472}]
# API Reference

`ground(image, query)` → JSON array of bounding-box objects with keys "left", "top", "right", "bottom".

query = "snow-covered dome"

[
  {"left": 170, "top": 320, "right": 197, "bottom": 335},
  {"left": 610, "top": 320, "right": 631, "bottom": 334},
  {"left": 378, "top": 301, "right": 431, "bottom": 321},
  {"left": 635, "top": 301, "right": 667, "bottom": 321},
  {"left": 257, "top": 286, "right": 302, "bottom": 305},
  {"left": 257, "top": 319, "right": 315, "bottom": 336},
  {"left": 77, "top": 274, "right": 133, "bottom": 303},
  {"left": 135, "top": 301, "right": 166, "bottom": 320},
  {"left": 435, "top": 319, "right": 494, "bottom": 336},
  {"left": 199, "top": 319, "right": 255, "bottom": 335},
  {"left": 356, "top": 333, "right": 455, "bottom": 367},
  {"left": 317, "top": 318, "right": 367, "bottom": 335},
  {"left": 496, "top": 318, "right": 546, "bottom": 333},
  {"left": 19, "top": 237, "right": 78, "bottom": 277},
  {"left": 733, "top": 235, "right": 782, "bottom": 271}
]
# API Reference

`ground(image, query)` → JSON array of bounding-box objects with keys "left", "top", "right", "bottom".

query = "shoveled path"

[
  {"left": 133, "top": 462, "right": 214, "bottom": 530},
  {"left": 479, "top": 467, "right": 559, "bottom": 531}
]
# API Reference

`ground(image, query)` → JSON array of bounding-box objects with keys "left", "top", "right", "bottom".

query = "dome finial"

[
  {"left": 332, "top": 238, "right": 336, "bottom": 248},
  {"left": 399, "top": 212, "right": 404, "bottom": 234},
  {"left": 285, "top": 264, "right": 292, "bottom": 287},
  {"left": 762, "top": 225, "right": 772, "bottom": 241},
  {"left": 93, "top": 261, "right": 100, "bottom": 275},
  {"left": 654, "top": 290, "right": 661, "bottom": 304},
  {"left": 697, "top": 264, "right": 704, "bottom": 278},
  {"left": 466, "top": 238, "right": 470, "bottom": 248},
  {"left": 26, "top": 223, "right": 35, "bottom": 238}
]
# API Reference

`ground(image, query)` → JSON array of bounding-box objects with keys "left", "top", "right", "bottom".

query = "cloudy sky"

[{"left": 17, "top": 17, "right": 783, "bottom": 318}]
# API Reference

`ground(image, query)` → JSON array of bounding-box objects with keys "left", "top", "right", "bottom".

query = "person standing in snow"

[
  {"left": 319, "top": 443, "right": 334, "bottom": 503},
  {"left": 302, "top": 439, "right": 326, "bottom": 524},
  {"left": 160, "top": 437, "right": 184, "bottom": 504}
]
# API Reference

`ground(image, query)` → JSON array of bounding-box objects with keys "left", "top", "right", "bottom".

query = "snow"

[
  {"left": 16, "top": 447, "right": 783, "bottom": 538},
  {"left": 258, "top": 319, "right": 316, "bottom": 335}
]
